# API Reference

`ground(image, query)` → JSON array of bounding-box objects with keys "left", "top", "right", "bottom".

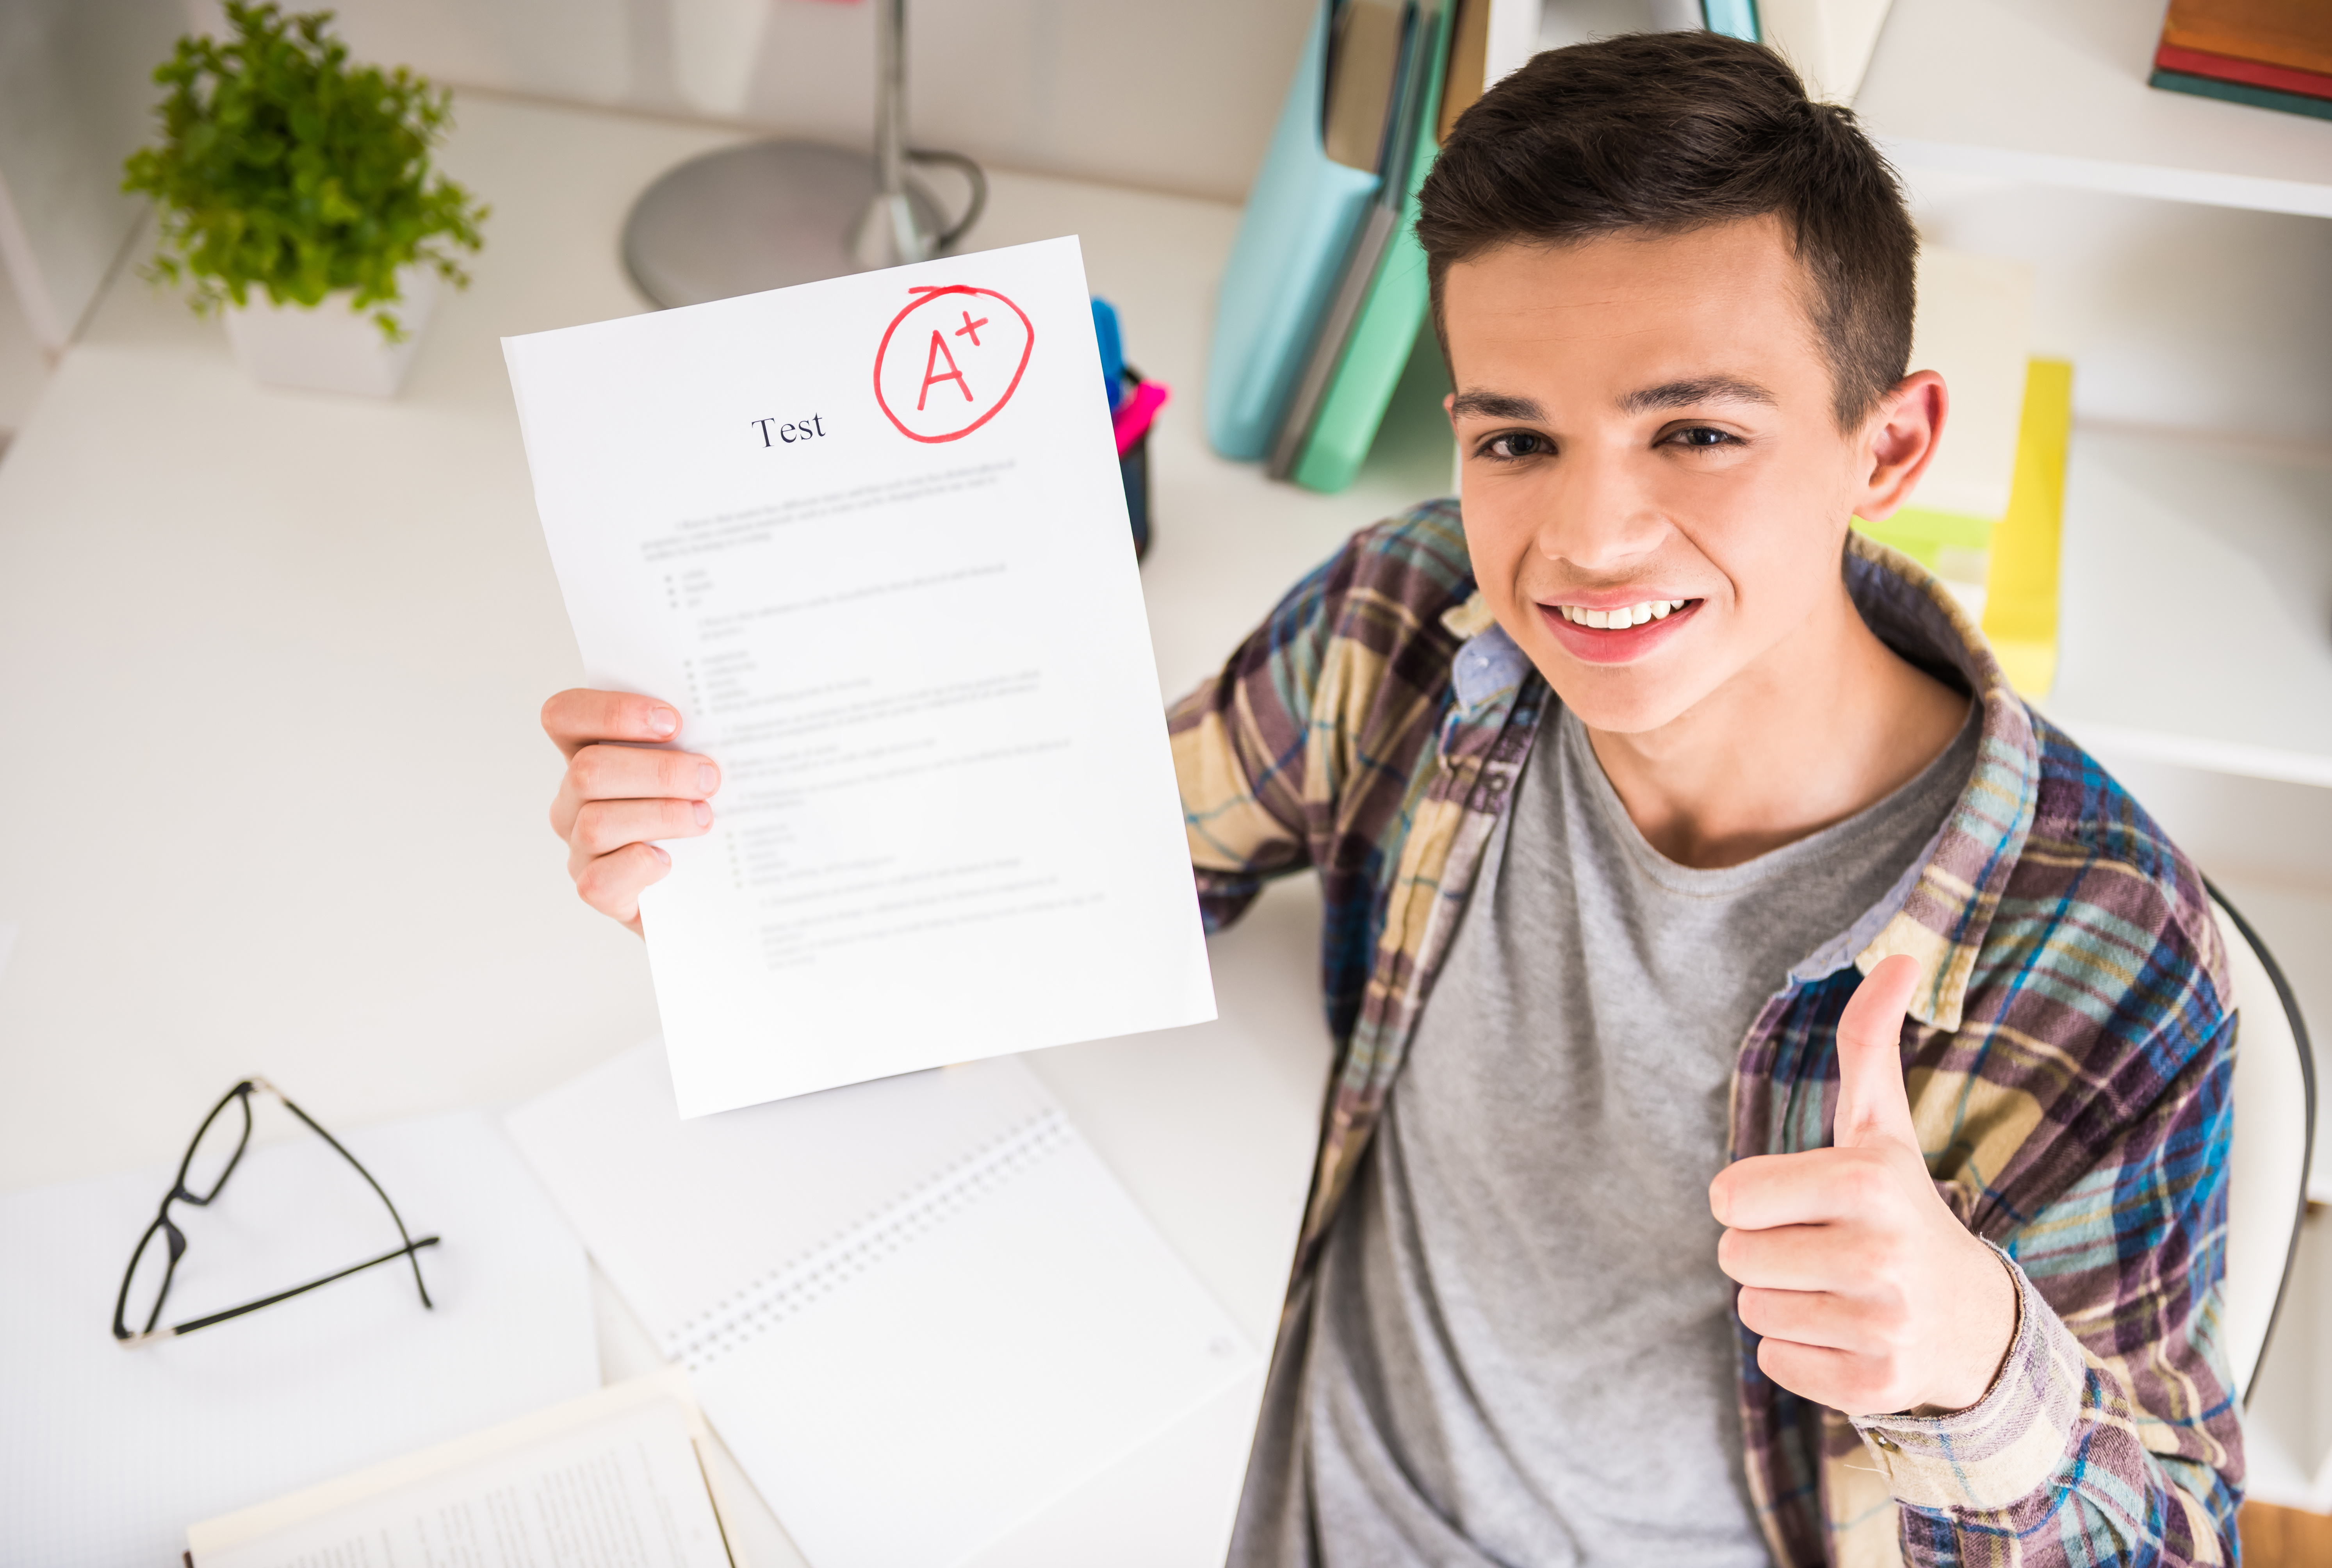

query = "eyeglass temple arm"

[
  {"left": 257, "top": 1078, "right": 435, "bottom": 1310},
  {"left": 121, "top": 1235, "right": 443, "bottom": 1344}
]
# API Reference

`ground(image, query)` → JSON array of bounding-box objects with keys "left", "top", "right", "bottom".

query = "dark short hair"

[{"left": 1417, "top": 31, "right": 1916, "bottom": 427}]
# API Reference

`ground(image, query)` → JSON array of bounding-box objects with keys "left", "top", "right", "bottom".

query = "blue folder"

[
  {"left": 1700, "top": 0, "right": 1759, "bottom": 41},
  {"left": 1204, "top": 1, "right": 1381, "bottom": 462}
]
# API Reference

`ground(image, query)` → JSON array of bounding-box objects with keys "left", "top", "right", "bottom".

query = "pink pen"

[{"left": 1113, "top": 380, "right": 1170, "bottom": 457}]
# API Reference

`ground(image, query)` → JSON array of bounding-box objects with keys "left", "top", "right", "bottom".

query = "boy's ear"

[{"left": 1850, "top": 371, "right": 1947, "bottom": 524}]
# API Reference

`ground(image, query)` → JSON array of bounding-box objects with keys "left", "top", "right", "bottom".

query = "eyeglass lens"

[
  {"left": 176, "top": 1087, "right": 253, "bottom": 1204},
  {"left": 118, "top": 1215, "right": 185, "bottom": 1338}
]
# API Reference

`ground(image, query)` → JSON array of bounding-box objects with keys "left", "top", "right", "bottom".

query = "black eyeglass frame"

[{"left": 112, "top": 1077, "right": 439, "bottom": 1344}]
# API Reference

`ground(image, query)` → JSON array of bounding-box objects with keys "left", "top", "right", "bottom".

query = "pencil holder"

[
  {"left": 1116, "top": 364, "right": 1159, "bottom": 562},
  {"left": 1121, "top": 431, "right": 1152, "bottom": 562}
]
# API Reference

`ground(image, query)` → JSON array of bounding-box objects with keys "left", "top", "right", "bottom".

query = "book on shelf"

[
  {"left": 1206, "top": 0, "right": 1536, "bottom": 475},
  {"left": 2152, "top": 0, "right": 2332, "bottom": 120},
  {"left": 2157, "top": 41, "right": 2332, "bottom": 102},
  {"left": 1438, "top": 0, "right": 1493, "bottom": 140},
  {"left": 2150, "top": 69, "right": 2332, "bottom": 121},
  {"left": 1325, "top": 0, "right": 1410, "bottom": 172},
  {"left": 1216, "top": 0, "right": 1842, "bottom": 494},
  {"left": 1272, "top": 0, "right": 1454, "bottom": 489},
  {"left": 1701, "top": 0, "right": 1763, "bottom": 43},
  {"left": 2161, "top": 0, "right": 2332, "bottom": 77},
  {"left": 1202, "top": 2, "right": 1383, "bottom": 461}
]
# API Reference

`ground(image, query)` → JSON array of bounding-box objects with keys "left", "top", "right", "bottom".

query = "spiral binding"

[{"left": 660, "top": 1108, "right": 1073, "bottom": 1372}]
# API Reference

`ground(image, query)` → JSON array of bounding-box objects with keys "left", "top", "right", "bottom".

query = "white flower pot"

[{"left": 221, "top": 264, "right": 440, "bottom": 397}]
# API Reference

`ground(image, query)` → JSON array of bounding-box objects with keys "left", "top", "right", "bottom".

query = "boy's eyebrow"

[
  {"left": 1448, "top": 390, "right": 1546, "bottom": 421},
  {"left": 1620, "top": 377, "right": 1777, "bottom": 413},
  {"left": 1448, "top": 378, "right": 1779, "bottom": 422}
]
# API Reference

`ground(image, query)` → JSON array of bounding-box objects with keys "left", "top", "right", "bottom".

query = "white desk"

[{"left": 0, "top": 93, "right": 1456, "bottom": 1564}]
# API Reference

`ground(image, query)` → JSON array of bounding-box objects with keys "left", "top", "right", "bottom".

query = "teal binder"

[
  {"left": 1283, "top": 0, "right": 1452, "bottom": 494},
  {"left": 1204, "top": 2, "right": 1382, "bottom": 462},
  {"left": 1701, "top": 0, "right": 1759, "bottom": 41}
]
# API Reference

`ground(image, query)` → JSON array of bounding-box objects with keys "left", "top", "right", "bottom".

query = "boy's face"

[{"left": 1442, "top": 216, "right": 1928, "bottom": 735}]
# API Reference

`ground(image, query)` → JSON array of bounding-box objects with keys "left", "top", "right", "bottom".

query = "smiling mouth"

[{"left": 1549, "top": 597, "right": 1694, "bottom": 629}]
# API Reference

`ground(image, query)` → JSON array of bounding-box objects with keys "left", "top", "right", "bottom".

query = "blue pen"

[{"left": 1091, "top": 296, "right": 1127, "bottom": 412}]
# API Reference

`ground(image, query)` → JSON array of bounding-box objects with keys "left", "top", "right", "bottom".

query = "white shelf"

[
  {"left": 2044, "top": 427, "right": 2332, "bottom": 789},
  {"left": 1857, "top": 0, "right": 2332, "bottom": 218}
]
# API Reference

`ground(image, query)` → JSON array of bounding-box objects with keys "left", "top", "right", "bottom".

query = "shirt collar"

[{"left": 1440, "top": 537, "right": 2040, "bottom": 1031}]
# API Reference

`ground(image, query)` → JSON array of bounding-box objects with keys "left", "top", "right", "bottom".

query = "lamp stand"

[{"left": 620, "top": 0, "right": 983, "bottom": 308}]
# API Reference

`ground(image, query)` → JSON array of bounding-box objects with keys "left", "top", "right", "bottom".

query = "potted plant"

[{"left": 122, "top": 2, "right": 488, "bottom": 397}]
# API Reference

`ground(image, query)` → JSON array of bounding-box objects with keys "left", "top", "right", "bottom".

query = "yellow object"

[
  {"left": 1981, "top": 360, "right": 2074, "bottom": 700},
  {"left": 1852, "top": 504, "right": 1995, "bottom": 574},
  {"left": 1851, "top": 246, "right": 2038, "bottom": 592}
]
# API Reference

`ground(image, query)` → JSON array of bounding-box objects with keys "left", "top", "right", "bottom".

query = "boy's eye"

[
  {"left": 1671, "top": 426, "right": 1735, "bottom": 449},
  {"left": 1484, "top": 431, "right": 1550, "bottom": 460}
]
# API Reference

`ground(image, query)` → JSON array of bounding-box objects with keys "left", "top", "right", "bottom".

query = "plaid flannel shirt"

[{"left": 1169, "top": 500, "right": 2241, "bottom": 1566}]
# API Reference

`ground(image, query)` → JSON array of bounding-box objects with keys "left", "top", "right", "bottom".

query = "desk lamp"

[{"left": 621, "top": 0, "right": 985, "bottom": 307}]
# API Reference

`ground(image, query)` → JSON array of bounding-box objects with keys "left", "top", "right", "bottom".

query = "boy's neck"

[{"left": 1580, "top": 586, "right": 1970, "bottom": 871}]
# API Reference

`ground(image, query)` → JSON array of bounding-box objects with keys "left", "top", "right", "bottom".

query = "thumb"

[{"left": 1834, "top": 952, "right": 1922, "bottom": 1150}]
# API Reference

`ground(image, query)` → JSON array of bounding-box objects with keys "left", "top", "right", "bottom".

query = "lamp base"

[{"left": 620, "top": 141, "right": 945, "bottom": 308}]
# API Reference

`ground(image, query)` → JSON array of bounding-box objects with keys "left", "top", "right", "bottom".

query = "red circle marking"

[{"left": 871, "top": 285, "right": 1036, "bottom": 444}]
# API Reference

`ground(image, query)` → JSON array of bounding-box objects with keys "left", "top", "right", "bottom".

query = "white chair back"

[{"left": 2214, "top": 891, "right": 2315, "bottom": 1403}]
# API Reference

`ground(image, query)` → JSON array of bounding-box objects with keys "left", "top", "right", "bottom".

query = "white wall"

[
  {"left": 0, "top": 0, "right": 184, "bottom": 351},
  {"left": 0, "top": 260, "right": 43, "bottom": 449},
  {"left": 183, "top": 0, "right": 1318, "bottom": 205}
]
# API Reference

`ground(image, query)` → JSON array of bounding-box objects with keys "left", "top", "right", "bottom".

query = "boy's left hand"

[{"left": 1709, "top": 953, "right": 2018, "bottom": 1417}]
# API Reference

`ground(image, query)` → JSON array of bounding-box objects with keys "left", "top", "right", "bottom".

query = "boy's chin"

[{"left": 1529, "top": 659, "right": 1728, "bottom": 739}]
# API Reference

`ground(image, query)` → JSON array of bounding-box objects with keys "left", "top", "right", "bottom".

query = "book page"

[
  {"left": 193, "top": 1398, "right": 730, "bottom": 1568},
  {"left": 502, "top": 237, "right": 1213, "bottom": 1118}
]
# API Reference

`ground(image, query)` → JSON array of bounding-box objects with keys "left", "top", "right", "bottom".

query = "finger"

[
  {"left": 1734, "top": 1285, "right": 1879, "bottom": 1354},
  {"left": 550, "top": 745, "right": 722, "bottom": 838},
  {"left": 1717, "top": 1214, "right": 1904, "bottom": 1294},
  {"left": 1835, "top": 952, "right": 1922, "bottom": 1151},
  {"left": 574, "top": 841, "right": 672, "bottom": 926},
  {"left": 1709, "top": 1147, "right": 1900, "bottom": 1232},
  {"left": 1754, "top": 1336, "right": 1915, "bottom": 1418},
  {"left": 542, "top": 689, "right": 682, "bottom": 759},
  {"left": 567, "top": 796, "right": 713, "bottom": 868}
]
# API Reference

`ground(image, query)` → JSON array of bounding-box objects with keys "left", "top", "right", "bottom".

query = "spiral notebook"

[{"left": 503, "top": 1042, "right": 1258, "bottom": 1568}]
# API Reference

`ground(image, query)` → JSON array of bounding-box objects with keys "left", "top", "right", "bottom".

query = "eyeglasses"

[{"left": 113, "top": 1077, "right": 440, "bottom": 1344}]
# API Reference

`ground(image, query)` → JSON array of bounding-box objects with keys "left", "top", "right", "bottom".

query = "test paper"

[{"left": 504, "top": 237, "right": 1214, "bottom": 1116}]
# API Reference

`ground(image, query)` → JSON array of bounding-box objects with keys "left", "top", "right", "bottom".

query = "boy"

[{"left": 542, "top": 33, "right": 2239, "bottom": 1566}]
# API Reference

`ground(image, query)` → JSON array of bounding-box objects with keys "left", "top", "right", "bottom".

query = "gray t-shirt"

[{"left": 1231, "top": 700, "right": 1977, "bottom": 1568}]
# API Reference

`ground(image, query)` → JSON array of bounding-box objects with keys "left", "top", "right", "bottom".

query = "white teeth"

[{"left": 1561, "top": 599, "right": 1690, "bottom": 628}]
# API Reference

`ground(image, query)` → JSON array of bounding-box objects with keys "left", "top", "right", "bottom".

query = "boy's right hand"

[{"left": 541, "top": 689, "right": 721, "bottom": 935}]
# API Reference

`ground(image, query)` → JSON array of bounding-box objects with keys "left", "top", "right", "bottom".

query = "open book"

[{"left": 183, "top": 1374, "right": 734, "bottom": 1568}]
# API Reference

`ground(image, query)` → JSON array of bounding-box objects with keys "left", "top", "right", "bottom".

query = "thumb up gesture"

[{"left": 1710, "top": 955, "right": 2018, "bottom": 1417}]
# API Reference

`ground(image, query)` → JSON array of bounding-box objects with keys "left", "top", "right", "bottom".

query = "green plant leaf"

[{"left": 121, "top": 1, "right": 489, "bottom": 345}]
